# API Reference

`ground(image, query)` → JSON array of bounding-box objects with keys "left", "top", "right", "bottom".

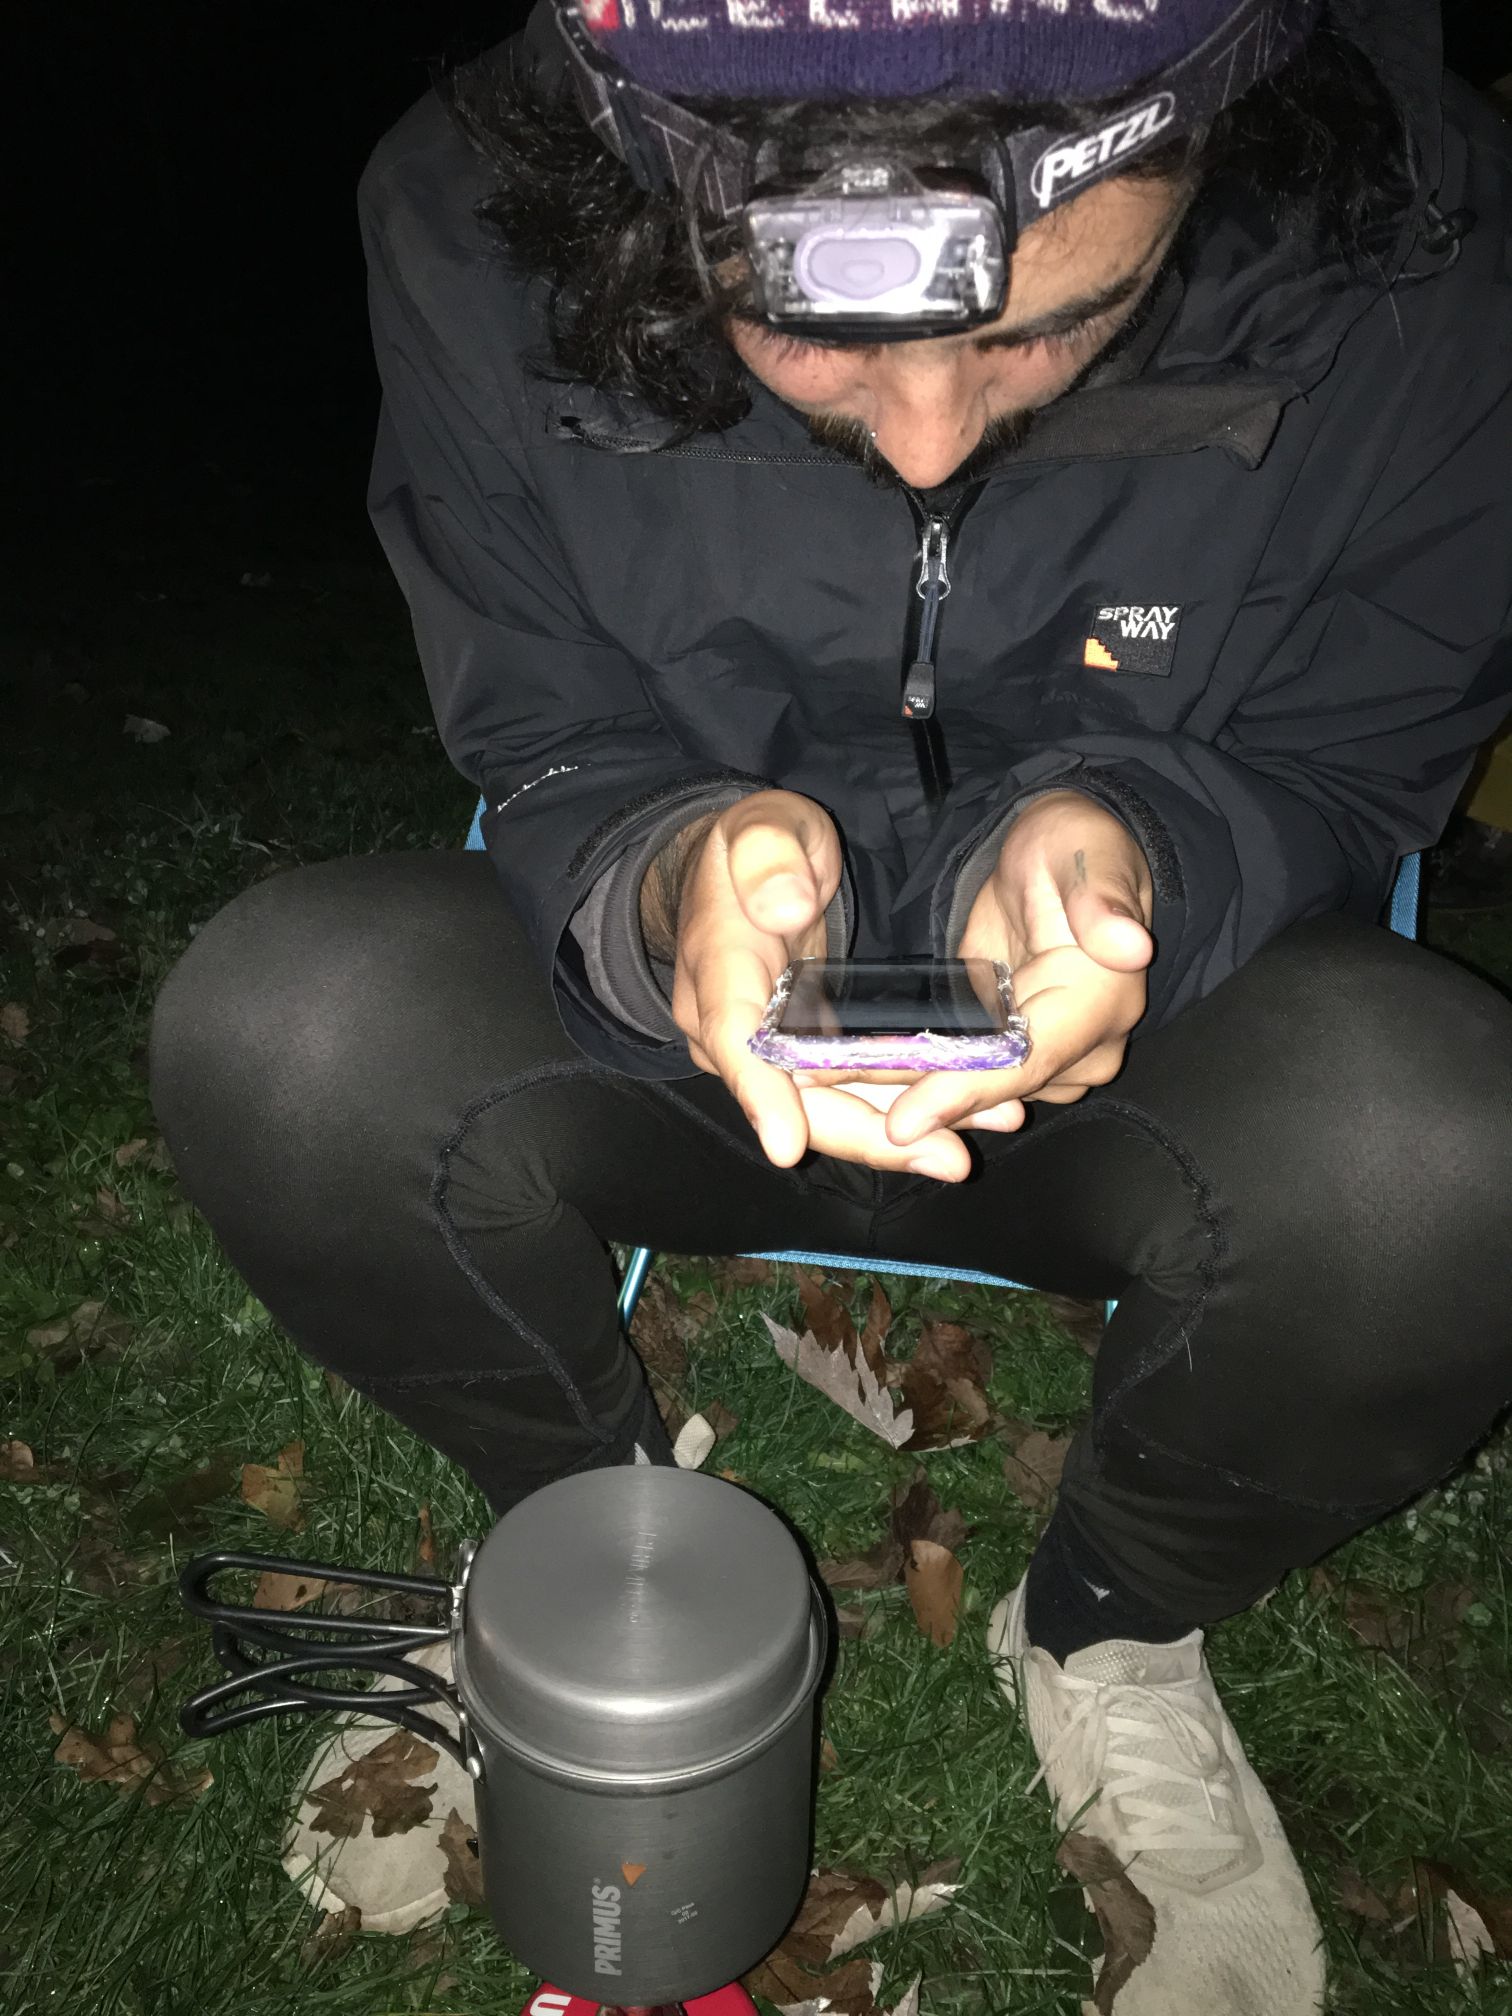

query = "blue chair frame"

[{"left": 465, "top": 798, "right": 1421, "bottom": 1327}]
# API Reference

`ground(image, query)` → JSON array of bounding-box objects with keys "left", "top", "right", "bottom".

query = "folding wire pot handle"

[{"left": 176, "top": 1544, "right": 475, "bottom": 1771}]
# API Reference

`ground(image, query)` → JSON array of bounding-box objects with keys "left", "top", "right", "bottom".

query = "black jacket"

[{"left": 359, "top": 0, "right": 1512, "bottom": 1079}]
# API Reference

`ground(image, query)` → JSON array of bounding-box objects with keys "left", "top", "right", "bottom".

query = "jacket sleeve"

[
  {"left": 360, "top": 134, "right": 772, "bottom": 1078},
  {"left": 942, "top": 366, "right": 1512, "bottom": 1032}
]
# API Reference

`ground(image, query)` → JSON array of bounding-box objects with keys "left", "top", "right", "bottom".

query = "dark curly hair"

[{"left": 436, "top": 8, "right": 1411, "bottom": 437}]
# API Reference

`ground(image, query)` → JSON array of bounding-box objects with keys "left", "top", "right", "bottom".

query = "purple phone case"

[{"left": 747, "top": 962, "right": 1032, "bottom": 1073}]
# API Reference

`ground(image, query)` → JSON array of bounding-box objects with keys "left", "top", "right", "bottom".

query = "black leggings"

[{"left": 149, "top": 853, "right": 1512, "bottom": 1625}]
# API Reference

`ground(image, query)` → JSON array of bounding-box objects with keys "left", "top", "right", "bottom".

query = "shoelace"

[{"left": 1028, "top": 1677, "right": 1249, "bottom": 1861}]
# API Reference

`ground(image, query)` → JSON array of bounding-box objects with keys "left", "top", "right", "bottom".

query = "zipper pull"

[{"left": 902, "top": 517, "right": 950, "bottom": 720}]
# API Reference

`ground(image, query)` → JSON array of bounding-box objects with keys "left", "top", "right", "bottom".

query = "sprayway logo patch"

[
  {"left": 1031, "top": 95, "right": 1177, "bottom": 209},
  {"left": 591, "top": 1882, "right": 623, "bottom": 1976},
  {"left": 1083, "top": 604, "right": 1181, "bottom": 677}
]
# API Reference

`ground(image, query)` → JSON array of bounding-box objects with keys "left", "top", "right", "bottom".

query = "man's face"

[{"left": 727, "top": 170, "right": 1193, "bottom": 489}]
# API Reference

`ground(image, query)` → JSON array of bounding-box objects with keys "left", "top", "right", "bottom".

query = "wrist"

[{"left": 639, "top": 810, "right": 723, "bottom": 962}]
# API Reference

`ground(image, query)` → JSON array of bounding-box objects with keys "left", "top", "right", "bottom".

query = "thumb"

[
  {"left": 727, "top": 810, "right": 833, "bottom": 938},
  {"left": 1063, "top": 879, "right": 1154, "bottom": 972}
]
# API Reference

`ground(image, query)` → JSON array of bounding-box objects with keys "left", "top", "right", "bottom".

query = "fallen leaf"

[
  {"left": 896, "top": 1318, "right": 995, "bottom": 1451},
  {"left": 25, "top": 1299, "right": 134, "bottom": 1372},
  {"left": 1038, "top": 1293, "right": 1108, "bottom": 1357},
  {"left": 828, "top": 1859, "right": 962, "bottom": 1956},
  {"left": 1414, "top": 1860, "right": 1512, "bottom": 1960},
  {"left": 795, "top": 1267, "right": 881, "bottom": 1378},
  {"left": 50, "top": 1711, "right": 213, "bottom": 1807},
  {"left": 673, "top": 1412, "right": 717, "bottom": 1470},
  {"left": 305, "top": 1729, "right": 439, "bottom": 1840},
  {"left": 763, "top": 1315, "right": 913, "bottom": 1449},
  {"left": 1, "top": 1002, "right": 28, "bottom": 1046},
  {"left": 744, "top": 1863, "right": 952, "bottom": 2014},
  {"left": 703, "top": 1398, "right": 740, "bottom": 1442},
  {"left": 439, "top": 1806, "right": 485, "bottom": 1908},
  {"left": 905, "top": 1540, "right": 963, "bottom": 1648},
  {"left": 324, "top": 1369, "right": 350, "bottom": 1402},
  {"left": 50, "top": 917, "right": 132, "bottom": 974},
  {"left": 1001, "top": 1427, "right": 1072, "bottom": 1512},
  {"left": 115, "top": 1638, "right": 190, "bottom": 1711},
  {"left": 820, "top": 1736, "right": 840, "bottom": 1773},
  {"left": 70, "top": 1532, "right": 162, "bottom": 1594},
  {"left": 416, "top": 1503, "right": 437, "bottom": 1572},
  {"left": 821, "top": 1470, "right": 969, "bottom": 1591},
  {"left": 713, "top": 1255, "right": 774, "bottom": 1288},
  {"left": 0, "top": 1440, "right": 38, "bottom": 1482},
  {"left": 126, "top": 1448, "right": 239, "bottom": 1540},
  {"left": 300, "top": 1904, "right": 362, "bottom": 1969},
  {"left": 834, "top": 1604, "right": 876, "bottom": 1640},
  {"left": 1311, "top": 1569, "right": 1476, "bottom": 1668},
  {"left": 1057, "top": 1831, "right": 1156, "bottom": 2015},
  {"left": 253, "top": 1569, "right": 332, "bottom": 1612},
  {"left": 123, "top": 715, "right": 170, "bottom": 742},
  {"left": 1444, "top": 1888, "right": 1496, "bottom": 1977},
  {"left": 114, "top": 1137, "right": 151, "bottom": 1166},
  {"left": 1336, "top": 1866, "right": 1392, "bottom": 1924},
  {"left": 241, "top": 1439, "right": 309, "bottom": 1531}
]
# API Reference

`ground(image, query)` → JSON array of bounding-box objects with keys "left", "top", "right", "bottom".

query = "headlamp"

[
  {"left": 744, "top": 161, "right": 1009, "bottom": 341},
  {"left": 552, "top": 0, "right": 1310, "bottom": 343}
]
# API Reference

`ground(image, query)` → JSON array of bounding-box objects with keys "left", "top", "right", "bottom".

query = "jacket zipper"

[
  {"left": 900, "top": 483, "right": 986, "bottom": 723},
  {"left": 900, "top": 482, "right": 986, "bottom": 806}
]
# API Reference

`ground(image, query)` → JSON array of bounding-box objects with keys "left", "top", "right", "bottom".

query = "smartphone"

[{"left": 747, "top": 957, "right": 1031, "bottom": 1073}]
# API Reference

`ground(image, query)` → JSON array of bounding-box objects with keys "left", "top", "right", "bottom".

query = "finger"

[
  {"left": 725, "top": 805, "right": 840, "bottom": 938},
  {"left": 961, "top": 1098, "right": 1027, "bottom": 1133},
  {"left": 1061, "top": 877, "right": 1154, "bottom": 973},
  {"left": 801, "top": 1086, "right": 971, "bottom": 1180},
  {"left": 691, "top": 946, "right": 812, "bottom": 1166}
]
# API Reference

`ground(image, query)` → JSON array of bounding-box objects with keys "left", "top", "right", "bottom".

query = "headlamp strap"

[{"left": 553, "top": 0, "right": 1314, "bottom": 229}]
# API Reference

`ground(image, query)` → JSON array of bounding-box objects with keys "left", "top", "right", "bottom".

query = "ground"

[{"left": 3, "top": 440, "right": 1511, "bottom": 2016}]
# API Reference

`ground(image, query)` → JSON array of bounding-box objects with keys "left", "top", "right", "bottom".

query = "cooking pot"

[{"left": 181, "top": 1467, "right": 829, "bottom": 2006}]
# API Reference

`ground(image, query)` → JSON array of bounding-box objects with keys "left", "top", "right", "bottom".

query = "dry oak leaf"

[
  {"left": 1412, "top": 1859, "right": 1512, "bottom": 1962},
  {"left": 306, "top": 1729, "right": 439, "bottom": 1840},
  {"left": 241, "top": 1439, "right": 309, "bottom": 1531},
  {"left": 1056, "top": 1831, "right": 1156, "bottom": 2016},
  {"left": 712, "top": 1254, "right": 775, "bottom": 1288},
  {"left": 439, "top": 1805, "right": 486, "bottom": 1908},
  {"left": 763, "top": 1315, "right": 913, "bottom": 1450},
  {"left": 794, "top": 1268, "right": 892, "bottom": 1384},
  {"left": 1, "top": 1002, "right": 29, "bottom": 1046},
  {"left": 253, "top": 1568, "right": 332, "bottom": 1612},
  {"left": 828, "top": 1859, "right": 963, "bottom": 1957},
  {"left": 300, "top": 1904, "right": 363, "bottom": 1969},
  {"left": 50, "top": 1711, "right": 213, "bottom": 1807},
  {"left": 896, "top": 1318, "right": 994, "bottom": 1452},
  {"left": 1002, "top": 1426, "right": 1072, "bottom": 1512},
  {"left": 821, "top": 1469, "right": 969, "bottom": 1592},
  {"left": 905, "top": 1539, "right": 964, "bottom": 1648},
  {"left": 416, "top": 1502, "right": 437, "bottom": 1572},
  {"left": 26, "top": 1299, "right": 135, "bottom": 1373}
]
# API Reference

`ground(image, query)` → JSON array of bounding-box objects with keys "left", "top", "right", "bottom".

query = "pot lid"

[{"left": 455, "top": 1469, "right": 820, "bottom": 1781}]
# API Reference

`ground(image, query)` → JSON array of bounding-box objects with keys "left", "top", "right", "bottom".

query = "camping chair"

[{"left": 464, "top": 797, "right": 1422, "bottom": 1327}]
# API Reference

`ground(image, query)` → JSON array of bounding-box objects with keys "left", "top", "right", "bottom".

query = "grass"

[{"left": 3, "top": 442, "right": 1512, "bottom": 2016}]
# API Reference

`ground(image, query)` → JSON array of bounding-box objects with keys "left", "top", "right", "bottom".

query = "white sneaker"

[
  {"left": 281, "top": 1638, "right": 478, "bottom": 1936},
  {"left": 986, "top": 1578, "right": 1325, "bottom": 2015}
]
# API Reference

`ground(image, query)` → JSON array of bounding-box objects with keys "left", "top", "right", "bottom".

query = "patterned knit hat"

[{"left": 574, "top": 0, "right": 1320, "bottom": 104}]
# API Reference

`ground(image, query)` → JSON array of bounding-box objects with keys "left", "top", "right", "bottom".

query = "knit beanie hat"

[{"left": 574, "top": 0, "right": 1319, "bottom": 105}]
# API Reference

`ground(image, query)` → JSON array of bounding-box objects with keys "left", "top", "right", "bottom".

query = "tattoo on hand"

[{"left": 1073, "top": 848, "right": 1088, "bottom": 885}]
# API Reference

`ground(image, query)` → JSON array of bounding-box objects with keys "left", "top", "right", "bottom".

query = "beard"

[{"left": 803, "top": 405, "right": 1036, "bottom": 489}]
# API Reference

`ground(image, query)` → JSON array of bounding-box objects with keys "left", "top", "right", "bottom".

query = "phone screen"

[{"left": 775, "top": 959, "right": 1010, "bottom": 1038}]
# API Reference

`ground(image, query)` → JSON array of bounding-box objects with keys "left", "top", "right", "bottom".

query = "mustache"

[{"left": 803, "top": 405, "right": 1036, "bottom": 487}]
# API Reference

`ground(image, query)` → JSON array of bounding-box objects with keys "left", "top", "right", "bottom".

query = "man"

[{"left": 149, "top": 0, "right": 1512, "bottom": 2008}]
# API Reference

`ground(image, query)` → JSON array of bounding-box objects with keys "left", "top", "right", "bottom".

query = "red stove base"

[{"left": 520, "top": 1983, "right": 758, "bottom": 2016}]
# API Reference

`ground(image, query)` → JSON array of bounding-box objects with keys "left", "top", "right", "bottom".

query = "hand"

[
  {"left": 883, "top": 790, "right": 1154, "bottom": 1149},
  {"left": 664, "top": 791, "right": 972, "bottom": 1178}
]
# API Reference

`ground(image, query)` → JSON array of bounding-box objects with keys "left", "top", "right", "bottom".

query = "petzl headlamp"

[{"left": 553, "top": 0, "right": 1312, "bottom": 342}]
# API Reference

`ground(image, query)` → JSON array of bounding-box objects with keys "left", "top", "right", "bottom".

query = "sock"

[{"left": 1024, "top": 1511, "right": 1197, "bottom": 1665}]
